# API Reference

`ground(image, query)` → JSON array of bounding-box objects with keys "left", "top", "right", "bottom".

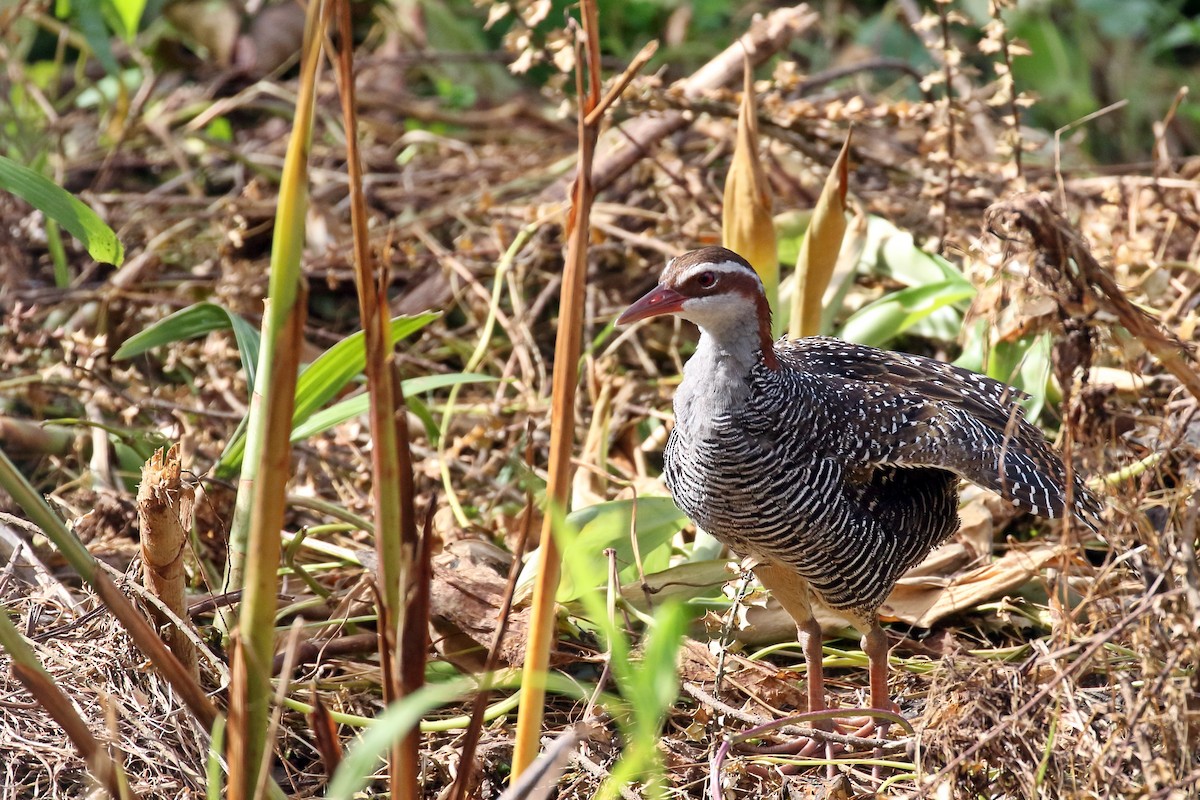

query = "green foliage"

[
  {"left": 61, "top": 0, "right": 122, "bottom": 76},
  {"left": 839, "top": 280, "right": 976, "bottom": 348},
  {"left": 205, "top": 715, "right": 226, "bottom": 800},
  {"left": 788, "top": 1, "right": 1198, "bottom": 162},
  {"left": 598, "top": 600, "right": 687, "bottom": 800},
  {"left": 114, "top": 303, "right": 447, "bottom": 475},
  {"left": 219, "top": 313, "right": 439, "bottom": 474},
  {"left": 999, "top": 1, "right": 1197, "bottom": 161},
  {"left": 326, "top": 677, "right": 476, "bottom": 800},
  {"left": 115, "top": 302, "right": 261, "bottom": 380},
  {"left": 108, "top": 0, "right": 148, "bottom": 40},
  {"left": 550, "top": 506, "right": 690, "bottom": 800},
  {"left": 956, "top": 323, "right": 1053, "bottom": 421},
  {"left": 413, "top": 0, "right": 517, "bottom": 101},
  {"left": 0, "top": 155, "right": 124, "bottom": 266},
  {"left": 289, "top": 372, "right": 497, "bottom": 445},
  {"left": 54, "top": 0, "right": 146, "bottom": 71},
  {"left": 778, "top": 213, "right": 1055, "bottom": 416},
  {"left": 550, "top": 497, "right": 689, "bottom": 603}
]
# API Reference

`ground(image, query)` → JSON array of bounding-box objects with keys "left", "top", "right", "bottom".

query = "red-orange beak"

[{"left": 617, "top": 284, "right": 687, "bottom": 325}]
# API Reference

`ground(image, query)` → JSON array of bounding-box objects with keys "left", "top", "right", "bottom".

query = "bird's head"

[{"left": 618, "top": 246, "right": 778, "bottom": 368}]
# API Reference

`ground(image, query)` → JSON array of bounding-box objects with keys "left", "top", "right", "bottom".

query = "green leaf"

[
  {"left": 838, "top": 280, "right": 976, "bottom": 348},
  {"left": 292, "top": 313, "right": 439, "bottom": 424},
  {"left": 113, "top": 302, "right": 261, "bottom": 387},
  {"left": 554, "top": 497, "right": 689, "bottom": 603},
  {"left": 205, "top": 715, "right": 226, "bottom": 800},
  {"left": 601, "top": 601, "right": 688, "bottom": 800},
  {"left": 288, "top": 373, "right": 496, "bottom": 443},
  {"left": 71, "top": 0, "right": 122, "bottom": 76},
  {"left": 987, "top": 333, "right": 1052, "bottom": 420},
  {"left": 861, "top": 216, "right": 971, "bottom": 289},
  {"left": 107, "top": 0, "right": 146, "bottom": 40},
  {"left": 217, "top": 313, "right": 440, "bottom": 474},
  {"left": 0, "top": 155, "right": 123, "bottom": 265},
  {"left": 626, "top": 601, "right": 687, "bottom": 729}
]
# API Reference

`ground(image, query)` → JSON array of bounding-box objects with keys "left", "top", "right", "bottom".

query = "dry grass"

[{"left": 0, "top": 579, "right": 210, "bottom": 798}]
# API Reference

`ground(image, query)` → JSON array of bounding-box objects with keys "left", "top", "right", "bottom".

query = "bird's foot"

[
  {"left": 739, "top": 708, "right": 906, "bottom": 780},
  {"left": 738, "top": 715, "right": 888, "bottom": 757},
  {"left": 841, "top": 702, "right": 906, "bottom": 781}
]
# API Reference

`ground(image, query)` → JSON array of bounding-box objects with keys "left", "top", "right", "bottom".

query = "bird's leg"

[
  {"left": 862, "top": 621, "right": 894, "bottom": 715},
  {"left": 797, "top": 614, "right": 827, "bottom": 719},
  {"left": 751, "top": 564, "right": 834, "bottom": 769},
  {"left": 797, "top": 614, "right": 837, "bottom": 774},
  {"left": 861, "top": 620, "right": 896, "bottom": 780}
]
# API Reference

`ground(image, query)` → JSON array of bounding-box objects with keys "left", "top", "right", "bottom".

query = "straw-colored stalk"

[
  {"left": 790, "top": 132, "right": 852, "bottom": 339},
  {"left": 722, "top": 56, "right": 778, "bottom": 335},
  {"left": 511, "top": 7, "right": 657, "bottom": 779},
  {"left": 331, "top": 0, "right": 424, "bottom": 794}
]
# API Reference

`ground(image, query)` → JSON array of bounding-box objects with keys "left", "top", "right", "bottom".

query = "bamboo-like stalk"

[
  {"left": 225, "top": 1, "right": 325, "bottom": 796},
  {"left": 511, "top": 4, "right": 658, "bottom": 779},
  {"left": 510, "top": 5, "right": 602, "bottom": 777},
  {"left": 219, "top": 2, "right": 324, "bottom": 610},
  {"left": 137, "top": 443, "right": 197, "bottom": 677},
  {"left": 331, "top": 1, "right": 421, "bottom": 795},
  {"left": 227, "top": 297, "right": 308, "bottom": 799}
]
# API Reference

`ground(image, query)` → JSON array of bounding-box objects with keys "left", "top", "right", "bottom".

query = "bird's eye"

[{"left": 696, "top": 271, "right": 717, "bottom": 289}]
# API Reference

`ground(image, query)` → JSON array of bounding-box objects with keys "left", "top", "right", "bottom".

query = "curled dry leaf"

[
  {"left": 791, "top": 131, "right": 851, "bottom": 339},
  {"left": 429, "top": 544, "right": 534, "bottom": 670},
  {"left": 722, "top": 56, "right": 778, "bottom": 328}
]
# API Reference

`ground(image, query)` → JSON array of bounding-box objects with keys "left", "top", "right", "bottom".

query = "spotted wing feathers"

[{"left": 774, "top": 337, "right": 1102, "bottom": 532}]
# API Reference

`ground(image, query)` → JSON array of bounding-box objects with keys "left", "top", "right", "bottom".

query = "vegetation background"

[{"left": 0, "top": 0, "right": 1198, "bottom": 798}]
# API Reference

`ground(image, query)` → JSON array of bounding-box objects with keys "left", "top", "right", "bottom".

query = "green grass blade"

[
  {"left": 108, "top": 0, "right": 147, "bottom": 40},
  {"left": 290, "top": 313, "right": 439, "bottom": 424},
  {"left": 113, "top": 303, "right": 262, "bottom": 388},
  {"left": 541, "top": 497, "right": 689, "bottom": 603},
  {"left": 288, "top": 372, "right": 495, "bottom": 443},
  {"left": 71, "top": 0, "right": 123, "bottom": 76},
  {"left": 217, "top": 313, "right": 439, "bottom": 475},
  {"left": 326, "top": 677, "right": 473, "bottom": 800},
  {"left": 0, "top": 155, "right": 123, "bottom": 265}
]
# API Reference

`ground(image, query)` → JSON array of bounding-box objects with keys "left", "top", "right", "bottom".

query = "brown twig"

[
  {"left": 989, "top": 0, "right": 1024, "bottom": 179},
  {"left": 936, "top": 2, "right": 956, "bottom": 251}
]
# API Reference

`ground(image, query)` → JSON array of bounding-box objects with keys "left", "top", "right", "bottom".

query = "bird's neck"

[{"left": 675, "top": 320, "right": 769, "bottom": 429}]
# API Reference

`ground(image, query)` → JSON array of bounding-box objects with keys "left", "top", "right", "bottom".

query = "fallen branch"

[{"left": 580, "top": 4, "right": 819, "bottom": 196}]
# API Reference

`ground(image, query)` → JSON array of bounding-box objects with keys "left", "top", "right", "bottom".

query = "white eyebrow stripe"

[{"left": 668, "top": 259, "right": 758, "bottom": 284}]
